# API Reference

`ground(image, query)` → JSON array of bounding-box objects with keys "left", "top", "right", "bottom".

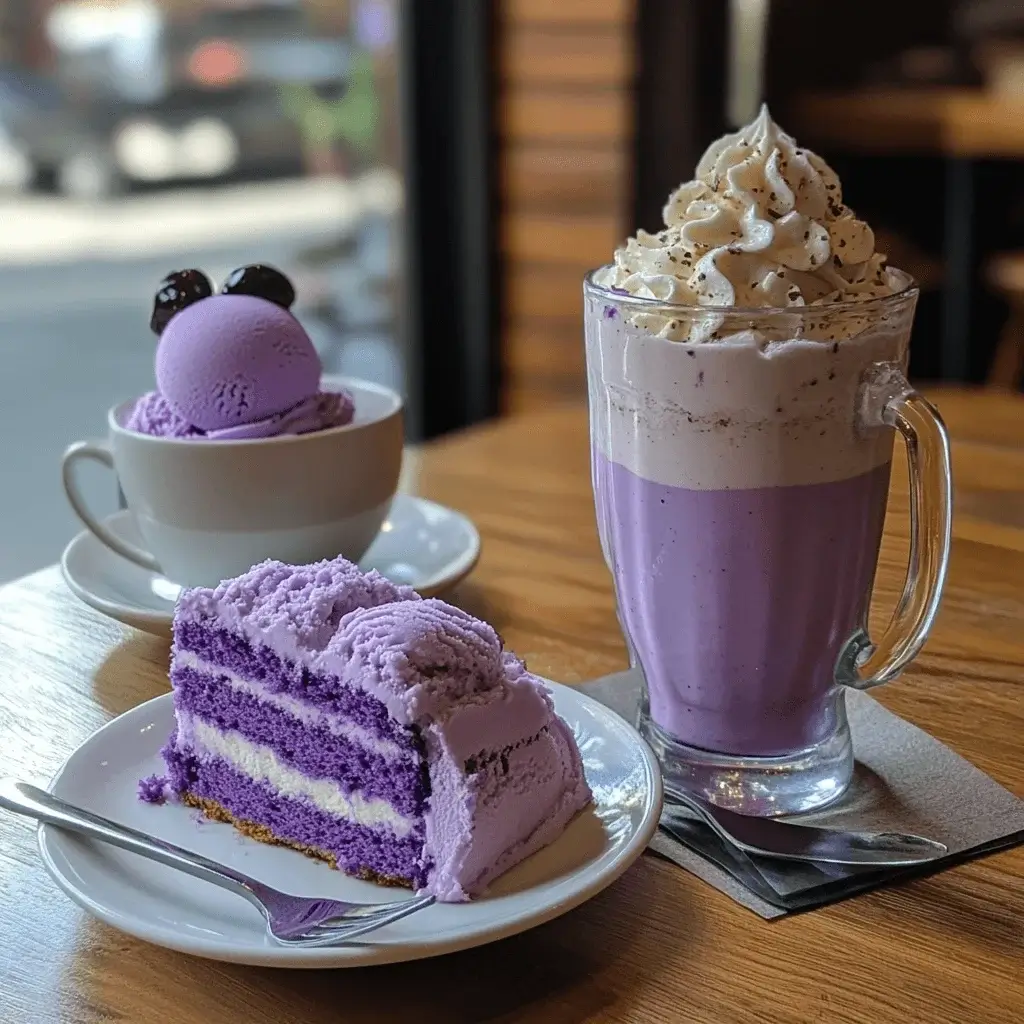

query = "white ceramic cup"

[{"left": 62, "top": 377, "right": 404, "bottom": 588}]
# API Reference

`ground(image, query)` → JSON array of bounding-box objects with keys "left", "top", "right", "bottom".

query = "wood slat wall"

[{"left": 496, "top": 0, "right": 636, "bottom": 414}]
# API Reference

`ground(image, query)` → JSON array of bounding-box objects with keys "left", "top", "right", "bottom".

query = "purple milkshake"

[{"left": 586, "top": 108, "right": 952, "bottom": 814}]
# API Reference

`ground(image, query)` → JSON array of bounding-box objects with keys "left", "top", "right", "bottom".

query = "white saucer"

[
  {"left": 60, "top": 495, "right": 481, "bottom": 637},
  {"left": 37, "top": 682, "right": 662, "bottom": 968}
]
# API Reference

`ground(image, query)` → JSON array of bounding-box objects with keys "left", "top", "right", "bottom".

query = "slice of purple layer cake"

[{"left": 155, "top": 556, "right": 592, "bottom": 900}]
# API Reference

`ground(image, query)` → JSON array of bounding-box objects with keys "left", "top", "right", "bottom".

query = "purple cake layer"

[
  {"left": 164, "top": 744, "right": 429, "bottom": 887},
  {"left": 175, "top": 559, "right": 510, "bottom": 728},
  {"left": 158, "top": 556, "right": 593, "bottom": 900},
  {"left": 171, "top": 665, "right": 429, "bottom": 816},
  {"left": 174, "top": 620, "right": 408, "bottom": 744}
]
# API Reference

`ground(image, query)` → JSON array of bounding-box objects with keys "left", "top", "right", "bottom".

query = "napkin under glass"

[{"left": 583, "top": 669, "right": 1024, "bottom": 919}]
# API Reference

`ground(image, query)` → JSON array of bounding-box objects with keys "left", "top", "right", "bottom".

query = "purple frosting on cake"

[
  {"left": 162, "top": 554, "right": 592, "bottom": 900},
  {"left": 179, "top": 556, "right": 418, "bottom": 652},
  {"left": 175, "top": 557, "right": 521, "bottom": 726},
  {"left": 324, "top": 601, "right": 506, "bottom": 722}
]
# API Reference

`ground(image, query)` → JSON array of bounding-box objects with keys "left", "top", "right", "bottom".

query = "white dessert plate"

[
  {"left": 60, "top": 495, "right": 481, "bottom": 637},
  {"left": 36, "top": 681, "right": 662, "bottom": 968}
]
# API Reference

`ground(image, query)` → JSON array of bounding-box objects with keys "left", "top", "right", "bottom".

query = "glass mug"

[{"left": 584, "top": 270, "right": 952, "bottom": 815}]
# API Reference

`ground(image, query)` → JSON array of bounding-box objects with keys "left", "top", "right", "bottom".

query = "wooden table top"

[
  {"left": 789, "top": 88, "right": 1024, "bottom": 158},
  {"left": 1, "top": 387, "right": 1023, "bottom": 1023}
]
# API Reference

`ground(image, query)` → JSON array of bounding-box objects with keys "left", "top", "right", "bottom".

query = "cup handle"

[
  {"left": 835, "top": 363, "right": 953, "bottom": 690},
  {"left": 61, "top": 440, "right": 162, "bottom": 573}
]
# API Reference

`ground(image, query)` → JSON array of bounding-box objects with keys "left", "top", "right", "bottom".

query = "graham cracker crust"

[{"left": 182, "top": 792, "right": 415, "bottom": 890}]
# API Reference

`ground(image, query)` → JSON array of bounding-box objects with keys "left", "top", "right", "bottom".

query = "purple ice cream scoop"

[
  {"left": 125, "top": 391, "right": 202, "bottom": 437},
  {"left": 126, "top": 387, "right": 354, "bottom": 439},
  {"left": 203, "top": 388, "right": 356, "bottom": 440},
  {"left": 155, "top": 294, "right": 321, "bottom": 431}
]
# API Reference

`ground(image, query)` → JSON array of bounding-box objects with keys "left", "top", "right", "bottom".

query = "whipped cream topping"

[{"left": 596, "top": 106, "right": 903, "bottom": 341}]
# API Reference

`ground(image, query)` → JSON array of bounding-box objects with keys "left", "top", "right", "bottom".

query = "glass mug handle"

[{"left": 835, "top": 362, "right": 953, "bottom": 690}]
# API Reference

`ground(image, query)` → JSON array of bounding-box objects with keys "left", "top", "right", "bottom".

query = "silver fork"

[{"left": 0, "top": 778, "right": 435, "bottom": 947}]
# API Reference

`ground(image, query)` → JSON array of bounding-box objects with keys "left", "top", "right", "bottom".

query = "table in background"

[
  {"left": 1, "top": 389, "right": 1022, "bottom": 1024},
  {"left": 790, "top": 88, "right": 1024, "bottom": 383}
]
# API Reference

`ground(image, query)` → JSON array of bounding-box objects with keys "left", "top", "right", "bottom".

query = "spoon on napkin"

[{"left": 664, "top": 789, "right": 947, "bottom": 867}]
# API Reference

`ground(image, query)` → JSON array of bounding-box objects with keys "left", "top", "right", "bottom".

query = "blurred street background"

[{"left": 0, "top": 0, "right": 403, "bottom": 581}]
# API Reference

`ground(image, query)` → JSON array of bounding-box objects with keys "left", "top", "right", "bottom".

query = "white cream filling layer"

[
  {"left": 174, "top": 649, "right": 408, "bottom": 760},
  {"left": 178, "top": 712, "right": 416, "bottom": 837}
]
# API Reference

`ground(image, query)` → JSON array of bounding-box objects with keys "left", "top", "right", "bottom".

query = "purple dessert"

[
  {"left": 125, "top": 392, "right": 202, "bottom": 438},
  {"left": 137, "top": 774, "right": 173, "bottom": 804},
  {"left": 126, "top": 264, "right": 355, "bottom": 441},
  {"left": 151, "top": 556, "right": 592, "bottom": 900}
]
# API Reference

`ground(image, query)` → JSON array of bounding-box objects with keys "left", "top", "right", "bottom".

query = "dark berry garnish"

[
  {"left": 220, "top": 264, "right": 295, "bottom": 309},
  {"left": 150, "top": 269, "right": 212, "bottom": 335}
]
